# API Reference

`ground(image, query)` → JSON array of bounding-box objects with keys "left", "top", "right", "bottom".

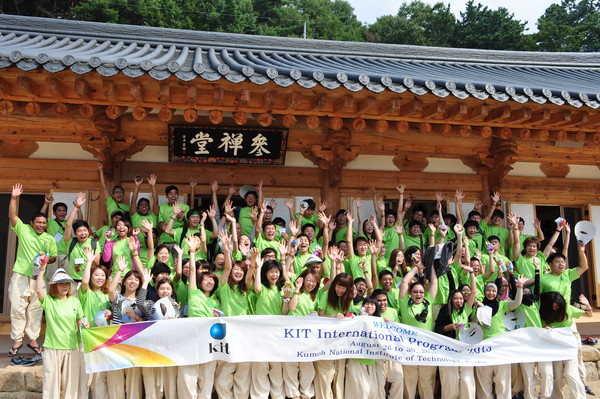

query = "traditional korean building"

[{"left": 0, "top": 14, "right": 599, "bottom": 312}]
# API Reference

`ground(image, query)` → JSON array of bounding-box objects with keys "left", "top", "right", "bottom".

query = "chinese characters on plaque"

[{"left": 169, "top": 126, "right": 288, "bottom": 165}]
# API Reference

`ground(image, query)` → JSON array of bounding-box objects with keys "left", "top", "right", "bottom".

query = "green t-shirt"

[
  {"left": 514, "top": 255, "right": 548, "bottom": 279},
  {"left": 78, "top": 288, "right": 110, "bottom": 327},
  {"left": 402, "top": 233, "right": 423, "bottom": 251},
  {"left": 40, "top": 295, "right": 83, "bottom": 350},
  {"left": 105, "top": 197, "right": 130, "bottom": 223},
  {"left": 399, "top": 292, "right": 434, "bottom": 331},
  {"left": 292, "top": 253, "right": 311, "bottom": 276},
  {"left": 130, "top": 212, "right": 157, "bottom": 249},
  {"left": 188, "top": 287, "right": 220, "bottom": 318},
  {"left": 434, "top": 266, "right": 460, "bottom": 306},
  {"left": 12, "top": 219, "right": 58, "bottom": 277},
  {"left": 549, "top": 305, "right": 584, "bottom": 328},
  {"left": 383, "top": 226, "right": 400, "bottom": 259},
  {"left": 289, "top": 291, "right": 317, "bottom": 316},
  {"left": 334, "top": 226, "right": 355, "bottom": 245},
  {"left": 384, "top": 287, "right": 400, "bottom": 310},
  {"left": 104, "top": 238, "right": 136, "bottom": 276},
  {"left": 318, "top": 289, "right": 348, "bottom": 316},
  {"left": 295, "top": 212, "right": 320, "bottom": 237},
  {"left": 216, "top": 283, "right": 248, "bottom": 316},
  {"left": 380, "top": 307, "right": 400, "bottom": 323},
  {"left": 481, "top": 221, "right": 509, "bottom": 255},
  {"left": 66, "top": 237, "right": 99, "bottom": 280},
  {"left": 47, "top": 218, "right": 68, "bottom": 255},
  {"left": 540, "top": 268, "right": 579, "bottom": 305},
  {"left": 518, "top": 302, "right": 542, "bottom": 328},
  {"left": 451, "top": 306, "right": 473, "bottom": 340},
  {"left": 158, "top": 202, "right": 189, "bottom": 244},
  {"left": 482, "top": 300, "right": 511, "bottom": 340},
  {"left": 175, "top": 279, "right": 189, "bottom": 315},
  {"left": 238, "top": 206, "right": 255, "bottom": 237},
  {"left": 345, "top": 254, "right": 370, "bottom": 280},
  {"left": 172, "top": 226, "right": 202, "bottom": 256},
  {"left": 254, "top": 234, "right": 280, "bottom": 260},
  {"left": 255, "top": 286, "right": 283, "bottom": 315}
]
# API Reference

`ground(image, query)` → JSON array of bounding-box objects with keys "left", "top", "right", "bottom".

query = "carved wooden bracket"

[
  {"left": 540, "top": 162, "right": 570, "bottom": 178},
  {"left": 0, "top": 139, "right": 39, "bottom": 158},
  {"left": 393, "top": 154, "right": 429, "bottom": 172},
  {"left": 486, "top": 137, "right": 518, "bottom": 190},
  {"left": 300, "top": 128, "right": 359, "bottom": 187}
]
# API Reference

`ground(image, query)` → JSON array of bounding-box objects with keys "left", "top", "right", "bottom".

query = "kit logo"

[{"left": 209, "top": 323, "right": 230, "bottom": 354}]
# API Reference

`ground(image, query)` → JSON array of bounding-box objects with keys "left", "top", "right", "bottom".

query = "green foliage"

[
  {"left": 455, "top": 0, "right": 531, "bottom": 50},
  {"left": 368, "top": 1, "right": 456, "bottom": 46},
  {"left": 536, "top": 0, "right": 600, "bottom": 51}
]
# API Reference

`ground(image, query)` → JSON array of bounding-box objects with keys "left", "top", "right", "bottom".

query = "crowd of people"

[{"left": 5, "top": 164, "right": 596, "bottom": 399}]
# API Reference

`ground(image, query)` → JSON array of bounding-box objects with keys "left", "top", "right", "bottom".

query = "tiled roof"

[{"left": 1, "top": 14, "right": 599, "bottom": 108}]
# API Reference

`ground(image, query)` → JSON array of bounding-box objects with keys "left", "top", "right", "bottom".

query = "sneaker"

[{"left": 585, "top": 385, "right": 595, "bottom": 396}]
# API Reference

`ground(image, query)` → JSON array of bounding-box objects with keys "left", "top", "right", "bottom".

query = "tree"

[
  {"left": 536, "top": 0, "right": 600, "bottom": 52},
  {"left": 454, "top": 1, "right": 531, "bottom": 50},
  {"left": 367, "top": 1, "right": 456, "bottom": 47}
]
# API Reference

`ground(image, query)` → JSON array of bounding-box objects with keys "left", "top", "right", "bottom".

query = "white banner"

[{"left": 81, "top": 315, "right": 578, "bottom": 373}]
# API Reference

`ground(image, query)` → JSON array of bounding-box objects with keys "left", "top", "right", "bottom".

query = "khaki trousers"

[
  {"left": 250, "top": 362, "right": 285, "bottom": 399},
  {"left": 43, "top": 348, "right": 80, "bottom": 399},
  {"left": 177, "top": 362, "right": 217, "bottom": 399},
  {"left": 404, "top": 365, "right": 437, "bottom": 399},
  {"left": 283, "top": 361, "right": 315, "bottom": 399},
  {"left": 375, "top": 360, "right": 403, "bottom": 399},
  {"left": 313, "top": 359, "right": 345, "bottom": 399},
  {"left": 344, "top": 360, "right": 378, "bottom": 399},
  {"left": 215, "top": 361, "right": 252, "bottom": 399},
  {"left": 476, "top": 364, "right": 511, "bottom": 399},
  {"left": 8, "top": 272, "right": 43, "bottom": 342}
]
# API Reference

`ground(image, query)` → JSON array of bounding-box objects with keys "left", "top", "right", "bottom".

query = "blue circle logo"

[{"left": 210, "top": 323, "right": 226, "bottom": 340}]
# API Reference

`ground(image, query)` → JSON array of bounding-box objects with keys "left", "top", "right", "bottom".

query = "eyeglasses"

[{"left": 411, "top": 291, "right": 425, "bottom": 294}]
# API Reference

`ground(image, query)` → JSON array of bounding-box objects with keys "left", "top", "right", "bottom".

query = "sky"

[{"left": 346, "top": 0, "right": 561, "bottom": 32}]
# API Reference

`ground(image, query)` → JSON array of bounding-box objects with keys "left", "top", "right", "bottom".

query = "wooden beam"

[
  {"left": 395, "top": 121, "right": 409, "bottom": 133},
  {"left": 351, "top": 118, "right": 366, "bottom": 132},
  {"left": 102, "top": 80, "right": 118, "bottom": 101},
  {"left": 357, "top": 96, "right": 376, "bottom": 114},
  {"left": 311, "top": 94, "right": 328, "bottom": 111},
  {"left": 286, "top": 92, "right": 302, "bottom": 110},
  {"left": 537, "top": 129, "right": 550, "bottom": 141},
  {"left": 393, "top": 154, "right": 429, "bottom": 172},
  {"left": 233, "top": 111, "right": 247, "bottom": 125},
  {"left": 209, "top": 110, "right": 223, "bottom": 124},
  {"left": 238, "top": 90, "right": 251, "bottom": 108},
  {"left": 79, "top": 104, "right": 95, "bottom": 118},
  {"left": 505, "top": 107, "right": 531, "bottom": 124},
  {"left": 334, "top": 95, "right": 354, "bottom": 113},
  {"left": 443, "top": 103, "right": 468, "bottom": 120},
  {"left": 25, "top": 102, "right": 51, "bottom": 116},
  {"left": 537, "top": 110, "right": 571, "bottom": 126},
  {"left": 518, "top": 128, "right": 531, "bottom": 140},
  {"left": 186, "top": 85, "right": 197, "bottom": 106},
  {"left": 398, "top": 99, "right": 422, "bottom": 118},
  {"left": 213, "top": 87, "right": 224, "bottom": 106},
  {"left": 419, "top": 122, "right": 432, "bottom": 134},
  {"left": 379, "top": 99, "right": 401, "bottom": 115},
  {"left": 305, "top": 115, "right": 320, "bottom": 129},
  {"left": 46, "top": 77, "right": 66, "bottom": 98},
  {"left": 577, "top": 112, "right": 600, "bottom": 128},
  {"left": 74, "top": 78, "right": 93, "bottom": 99},
  {"left": 421, "top": 101, "right": 445, "bottom": 119},
  {"left": 374, "top": 119, "right": 388, "bottom": 133},
  {"left": 53, "top": 103, "right": 71, "bottom": 117},
  {"left": 158, "top": 107, "right": 173, "bottom": 122},
  {"left": 484, "top": 106, "right": 511, "bottom": 122},
  {"left": 0, "top": 139, "right": 39, "bottom": 158},
  {"left": 106, "top": 105, "right": 124, "bottom": 120},
  {"left": 282, "top": 114, "right": 297, "bottom": 128},
  {"left": 132, "top": 106, "right": 150, "bottom": 121},
  {"left": 264, "top": 91, "right": 277, "bottom": 109},
  {"left": 16, "top": 76, "right": 39, "bottom": 97},
  {"left": 159, "top": 84, "right": 171, "bottom": 105},
  {"left": 183, "top": 109, "right": 197, "bottom": 123},
  {"left": 459, "top": 125, "right": 472, "bottom": 137},
  {"left": 255, "top": 113, "right": 272, "bottom": 127},
  {"left": 528, "top": 109, "right": 551, "bottom": 125},
  {"left": 540, "top": 162, "right": 570, "bottom": 178},
  {"left": 130, "top": 82, "right": 144, "bottom": 102},
  {"left": 328, "top": 117, "right": 344, "bottom": 131},
  {"left": 469, "top": 104, "right": 489, "bottom": 121}
]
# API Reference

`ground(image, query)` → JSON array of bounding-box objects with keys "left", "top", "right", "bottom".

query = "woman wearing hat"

[{"left": 35, "top": 263, "right": 88, "bottom": 399}]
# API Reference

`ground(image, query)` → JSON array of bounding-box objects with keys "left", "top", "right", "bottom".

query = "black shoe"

[
  {"left": 586, "top": 385, "right": 595, "bottom": 395},
  {"left": 10, "top": 356, "right": 32, "bottom": 365}
]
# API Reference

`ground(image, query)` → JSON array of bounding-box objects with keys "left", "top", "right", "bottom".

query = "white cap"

[{"left": 50, "top": 268, "right": 75, "bottom": 284}]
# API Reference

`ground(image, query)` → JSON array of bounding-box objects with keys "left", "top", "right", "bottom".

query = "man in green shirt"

[
  {"left": 158, "top": 185, "right": 189, "bottom": 244},
  {"left": 8, "top": 183, "right": 58, "bottom": 357},
  {"left": 97, "top": 162, "right": 130, "bottom": 222}
]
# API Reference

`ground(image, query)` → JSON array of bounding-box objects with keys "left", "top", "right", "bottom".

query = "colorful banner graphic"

[{"left": 81, "top": 315, "right": 578, "bottom": 374}]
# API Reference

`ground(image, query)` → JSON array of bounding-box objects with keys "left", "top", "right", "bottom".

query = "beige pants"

[
  {"left": 161, "top": 366, "right": 178, "bottom": 399},
  {"left": 45, "top": 254, "right": 68, "bottom": 285},
  {"left": 439, "top": 365, "right": 475, "bottom": 399},
  {"left": 344, "top": 360, "right": 378, "bottom": 399},
  {"left": 375, "top": 360, "right": 403, "bottom": 399},
  {"left": 250, "top": 362, "right": 285, "bottom": 399},
  {"left": 106, "top": 369, "right": 125, "bottom": 399},
  {"left": 283, "top": 361, "right": 316, "bottom": 399},
  {"left": 8, "top": 272, "right": 43, "bottom": 342},
  {"left": 549, "top": 359, "right": 586, "bottom": 399},
  {"left": 76, "top": 345, "right": 90, "bottom": 399},
  {"left": 178, "top": 362, "right": 217, "bottom": 399},
  {"left": 404, "top": 365, "right": 437, "bottom": 399},
  {"left": 476, "top": 364, "right": 511, "bottom": 399},
  {"left": 89, "top": 371, "right": 109, "bottom": 399},
  {"left": 43, "top": 348, "right": 80, "bottom": 399},
  {"left": 313, "top": 359, "right": 345, "bottom": 399},
  {"left": 215, "top": 361, "right": 251, "bottom": 399},
  {"left": 142, "top": 367, "right": 161, "bottom": 399}
]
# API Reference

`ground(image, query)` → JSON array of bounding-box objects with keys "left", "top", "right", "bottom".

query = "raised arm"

[
  {"left": 483, "top": 191, "right": 500, "bottom": 224},
  {"left": 533, "top": 218, "right": 545, "bottom": 242},
  {"left": 562, "top": 222, "right": 571, "bottom": 258},
  {"left": 97, "top": 163, "right": 111, "bottom": 200},
  {"left": 207, "top": 204, "right": 219, "bottom": 239},
  {"left": 507, "top": 213, "right": 521, "bottom": 261},
  {"left": 64, "top": 192, "right": 86, "bottom": 242},
  {"left": 148, "top": 174, "right": 158, "bottom": 216},
  {"left": 427, "top": 259, "right": 439, "bottom": 302},
  {"left": 187, "top": 236, "right": 199, "bottom": 290},
  {"left": 219, "top": 231, "right": 233, "bottom": 286},
  {"left": 210, "top": 180, "right": 219, "bottom": 210},
  {"left": 108, "top": 256, "right": 128, "bottom": 302},
  {"left": 141, "top": 219, "right": 154, "bottom": 260},
  {"left": 189, "top": 178, "right": 197, "bottom": 208},
  {"left": 8, "top": 183, "right": 23, "bottom": 227},
  {"left": 396, "top": 184, "right": 406, "bottom": 223},
  {"left": 253, "top": 250, "right": 264, "bottom": 293},
  {"left": 508, "top": 276, "right": 525, "bottom": 310},
  {"left": 40, "top": 193, "right": 52, "bottom": 215},
  {"left": 173, "top": 244, "right": 183, "bottom": 283},
  {"left": 399, "top": 266, "right": 419, "bottom": 300},
  {"left": 576, "top": 243, "right": 588, "bottom": 276},
  {"left": 542, "top": 222, "right": 564, "bottom": 258},
  {"left": 345, "top": 211, "right": 355, "bottom": 259},
  {"left": 80, "top": 246, "right": 96, "bottom": 294},
  {"left": 130, "top": 175, "right": 143, "bottom": 214},
  {"left": 371, "top": 214, "right": 383, "bottom": 243},
  {"left": 163, "top": 203, "right": 182, "bottom": 236},
  {"left": 35, "top": 258, "right": 48, "bottom": 301},
  {"left": 455, "top": 189, "right": 465, "bottom": 225},
  {"left": 355, "top": 198, "right": 364, "bottom": 235},
  {"left": 284, "top": 198, "right": 295, "bottom": 223},
  {"left": 368, "top": 240, "right": 379, "bottom": 292},
  {"left": 371, "top": 186, "right": 381, "bottom": 220}
]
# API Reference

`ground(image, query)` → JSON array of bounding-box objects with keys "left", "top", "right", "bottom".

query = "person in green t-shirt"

[
  {"left": 97, "top": 162, "right": 130, "bottom": 222},
  {"left": 41, "top": 195, "right": 80, "bottom": 276},
  {"left": 399, "top": 259, "right": 439, "bottom": 399},
  {"left": 35, "top": 263, "right": 88, "bottom": 398},
  {"left": 129, "top": 174, "right": 158, "bottom": 252},
  {"left": 475, "top": 279, "right": 525, "bottom": 399},
  {"left": 158, "top": 185, "right": 189, "bottom": 244},
  {"left": 8, "top": 183, "right": 58, "bottom": 358}
]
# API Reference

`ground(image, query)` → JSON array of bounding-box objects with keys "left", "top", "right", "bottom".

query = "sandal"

[
  {"left": 8, "top": 344, "right": 23, "bottom": 357},
  {"left": 27, "top": 344, "right": 42, "bottom": 355}
]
